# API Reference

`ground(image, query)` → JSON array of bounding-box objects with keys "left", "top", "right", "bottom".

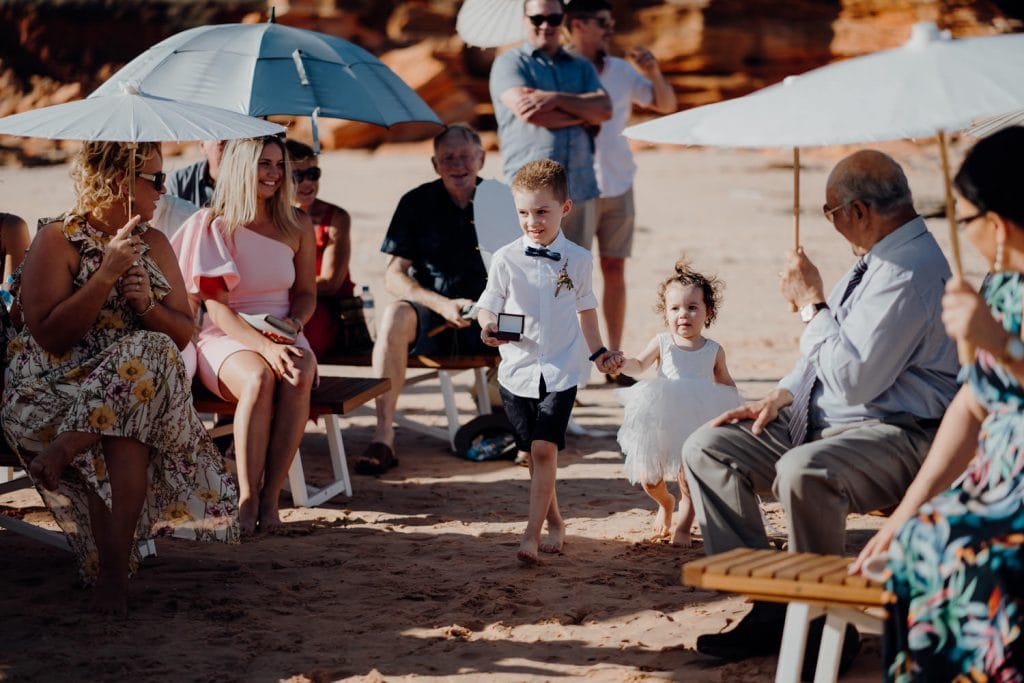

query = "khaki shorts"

[
  {"left": 594, "top": 187, "right": 635, "bottom": 259},
  {"left": 561, "top": 197, "right": 597, "bottom": 250}
]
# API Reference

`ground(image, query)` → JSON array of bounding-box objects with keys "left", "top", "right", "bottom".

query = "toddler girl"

[{"left": 617, "top": 260, "right": 740, "bottom": 546}]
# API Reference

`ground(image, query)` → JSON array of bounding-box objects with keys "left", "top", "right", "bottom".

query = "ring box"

[{"left": 495, "top": 313, "right": 525, "bottom": 341}]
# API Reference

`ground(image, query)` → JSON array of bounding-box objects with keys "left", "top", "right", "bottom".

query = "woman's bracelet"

[
  {"left": 289, "top": 316, "right": 303, "bottom": 333},
  {"left": 138, "top": 298, "right": 157, "bottom": 317}
]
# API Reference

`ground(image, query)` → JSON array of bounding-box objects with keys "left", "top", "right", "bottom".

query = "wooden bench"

[
  {"left": 193, "top": 375, "right": 390, "bottom": 507},
  {"left": 683, "top": 547, "right": 894, "bottom": 683},
  {"left": 318, "top": 352, "right": 498, "bottom": 450}
]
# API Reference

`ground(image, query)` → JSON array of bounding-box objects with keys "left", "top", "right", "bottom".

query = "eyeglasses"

[
  {"left": 822, "top": 200, "right": 852, "bottom": 224},
  {"left": 436, "top": 152, "right": 480, "bottom": 168},
  {"left": 527, "top": 13, "right": 564, "bottom": 27},
  {"left": 955, "top": 211, "right": 986, "bottom": 228},
  {"left": 292, "top": 167, "right": 322, "bottom": 183},
  {"left": 137, "top": 171, "right": 166, "bottom": 193}
]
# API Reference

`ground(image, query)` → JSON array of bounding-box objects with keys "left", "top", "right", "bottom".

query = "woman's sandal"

[{"left": 354, "top": 442, "right": 398, "bottom": 476}]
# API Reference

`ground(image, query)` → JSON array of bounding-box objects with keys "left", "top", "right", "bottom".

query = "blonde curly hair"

[
  {"left": 70, "top": 141, "right": 160, "bottom": 215},
  {"left": 655, "top": 258, "right": 724, "bottom": 328}
]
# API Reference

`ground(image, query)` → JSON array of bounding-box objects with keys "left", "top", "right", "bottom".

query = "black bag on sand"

[{"left": 453, "top": 412, "right": 518, "bottom": 462}]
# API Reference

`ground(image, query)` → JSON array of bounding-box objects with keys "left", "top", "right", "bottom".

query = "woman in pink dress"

[{"left": 174, "top": 136, "right": 317, "bottom": 535}]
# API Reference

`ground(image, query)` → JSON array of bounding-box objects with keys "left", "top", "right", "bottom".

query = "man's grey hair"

[
  {"left": 433, "top": 124, "right": 482, "bottom": 152},
  {"left": 830, "top": 151, "right": 914, "bottom": 217}
]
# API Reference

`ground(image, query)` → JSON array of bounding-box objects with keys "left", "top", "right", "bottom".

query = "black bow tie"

[{"left": 525, "top": 245, "right": 561, "bottom": 261}]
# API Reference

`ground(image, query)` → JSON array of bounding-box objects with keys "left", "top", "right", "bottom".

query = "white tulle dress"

[{"left": 618, "top": 334, "right": 741, "bottom": 485}]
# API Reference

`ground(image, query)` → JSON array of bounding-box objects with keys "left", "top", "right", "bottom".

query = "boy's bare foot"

[
  {"left": 539, "top": 520, "right": 565, "bottom": 554},
  {"left": 517, "top": 539, "right": 541, "bottom": 565},
  {"left": 238, "top": 498, "right": 258, "bottom": 537},
  {"left": 28, "top": 444, "right": 77, "bottom": 491}
]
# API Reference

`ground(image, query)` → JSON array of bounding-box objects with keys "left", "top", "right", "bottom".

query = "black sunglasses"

[
  {"left": 137, "top": 171, "right": 166, "bottom": 193},
  {"left": 528, "top": 13, "right": 564, "bottom": 27},
  {"left": 292, "top": 167, "right": 322, "bottom": 183}
]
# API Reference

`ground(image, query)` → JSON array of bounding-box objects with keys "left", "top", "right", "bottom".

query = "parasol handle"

[
  {"left": 789, "top": 147, "right": 800, "bottom": 312},
  {"left": 938, "top": 129, "right": 973, "bottom": 364}
]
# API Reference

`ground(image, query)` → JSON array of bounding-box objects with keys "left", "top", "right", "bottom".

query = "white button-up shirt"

[{"left": 478, "top": 231, "right": 599, "bottom": 398}]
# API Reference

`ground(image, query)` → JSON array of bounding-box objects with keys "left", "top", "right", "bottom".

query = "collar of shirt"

[
  {"left": 521, "top": 230, "right": 568, "bottom": 254},
  {"left": 525, "top": 44, "right": 574, "bottom": 63},
  {"left": 862, "top": 216, "right": 927, "bottom": 267}
]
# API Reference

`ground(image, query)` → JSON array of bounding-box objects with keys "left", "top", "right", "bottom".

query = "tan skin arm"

[
  {"left": 628, "top": 48, "right": 676, "bottom": 114},
  {"left": 384, "top": 254, "right": 471, "bottom": 328},
  {"left": 712, "top": 346, "right": 737, "bottom": 387},
  {"left": 1, "top": 213, "right": 30, "bottom": 281},
  {"left": 130, "top": 229, "right": 198, "bottom": 349},
  {"left": 499, "top": 87, "right": 611, "bottom": 128},
  {"left": 21, "top": 218, "right": 142, "bottom": 355},
  {"left": 288, "top": 213, "right": 318, "bottom": 330},
  {"left": 314, "top": 202, "right": 352, "bottom": 296},
  {"left": 478, "top": 306, "right": 619, "bottom": 372},
  {"left": 618, "top": 334, "right": 660, "bottom": 377}
]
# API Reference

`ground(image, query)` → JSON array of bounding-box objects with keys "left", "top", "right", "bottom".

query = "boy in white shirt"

[{"left": 478, "top": 159, "right": 622, "bottom": 564}]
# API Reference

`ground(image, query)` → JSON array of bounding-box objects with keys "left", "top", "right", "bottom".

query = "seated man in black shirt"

[{"left": 355, "top": 125, "right": 496, "bottom": 475}]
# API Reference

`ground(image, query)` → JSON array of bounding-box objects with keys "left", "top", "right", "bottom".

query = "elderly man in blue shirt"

[
  {"left": 683, "top": 150, "right": 959, "bottom": 674},
  {"left": 489, "top": 0, "right": 611, "bottom": 247}
]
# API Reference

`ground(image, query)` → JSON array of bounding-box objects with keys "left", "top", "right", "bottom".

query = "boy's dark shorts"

[
  {"left": 499, "top": 376, "right": 577, "bottom": 452},
  {"left": 406, "top": 300, "right": 496, "bottom": 357}
]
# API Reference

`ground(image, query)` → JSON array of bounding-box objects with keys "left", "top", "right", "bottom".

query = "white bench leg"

[
  {"left": 438, "top": 369, "right": 459, "bottom": 450},
  {"left": 324, "top": 414, "right": 352, "bottom": 498},
  {"left": 776, "top": 602, "right": 823, "bottom": 683},
  {"left": 284, "top": 415, "right": 353, "bottom": 507},
  {"left": 286, "top": 448, "right": 311, "bottom": 508},
  {"left": 474, "top": 367, "right": 492, "bottom": 414},
  {"left": 813, "top": 612, "right": 848, "bottom": 683}
]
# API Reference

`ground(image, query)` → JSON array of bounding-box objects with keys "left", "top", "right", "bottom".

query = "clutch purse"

[{"left": 238, "top": 312, "right": 298, "bottom": 343}]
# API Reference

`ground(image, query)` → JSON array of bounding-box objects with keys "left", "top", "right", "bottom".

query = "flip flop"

[{"left": 354, "top": 442, "right": 398, "bottom": 476}]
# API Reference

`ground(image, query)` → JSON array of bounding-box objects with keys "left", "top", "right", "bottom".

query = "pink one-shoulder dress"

[{"left": 172, "top": 209, "right": 315, "bottom": 399}]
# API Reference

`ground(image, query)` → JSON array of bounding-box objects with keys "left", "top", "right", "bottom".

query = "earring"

[{"left": 995, "top": 234, "right": 1006, "bottom": 272}]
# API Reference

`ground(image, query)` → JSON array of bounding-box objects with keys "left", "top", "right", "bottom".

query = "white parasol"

[{"left": 456, "top": 0, "right": 525, "bottom": 49}]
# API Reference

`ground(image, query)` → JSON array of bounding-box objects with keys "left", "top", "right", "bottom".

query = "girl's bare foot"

[
  {"left": 28, "top": 444, "right": 77, "bottom": 491},
  {"left": 672, "top": 494, "right": 695, "bottom": 547},
  {"left": 238, "top": 498, "right": 258, "bottom": 537},
  {"left": 671, "top": 526, "right": 692, "bottom": 547},
  {"left": 258, "top": 500, "right": 283, "bottom": 534},
  {"left": 652, "top": 493, "right": 676, "bottom": 538},
  {"left": 539, "top": 519, "right": 565, "bottom": 554},
  {"left": 517, "top": 538, "right": 541, "bottom": 565}
]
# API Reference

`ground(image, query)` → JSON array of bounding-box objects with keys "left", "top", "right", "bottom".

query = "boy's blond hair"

[{"left": 511, "top": 159, "right": 568, "bottom": 202}]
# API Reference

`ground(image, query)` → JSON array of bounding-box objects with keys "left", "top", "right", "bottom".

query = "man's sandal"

[{"left": 354, "top": 442, "right": 399, "bottom": 476}]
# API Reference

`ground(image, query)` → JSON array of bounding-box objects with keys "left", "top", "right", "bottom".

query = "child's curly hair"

[{"left": 655, "top": 258, "right": 724, "bottom": 328}]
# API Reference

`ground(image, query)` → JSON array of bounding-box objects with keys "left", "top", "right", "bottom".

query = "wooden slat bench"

[
  {"left": 193, "top": 375, "right": 390, "bottom": 507},
  {"left": 683, "top": 547, "right": 894, "bottom": 683},
  {"left": 318, "top": 352, "right": 499, "bottom": 450}
]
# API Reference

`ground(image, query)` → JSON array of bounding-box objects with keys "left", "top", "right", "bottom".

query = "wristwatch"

[
  {"left": 1001, "top": 333, "right": 1024, "bottom": 363},
  {"left": 799, "top": 301, "right": 829, "bottom": 323}
]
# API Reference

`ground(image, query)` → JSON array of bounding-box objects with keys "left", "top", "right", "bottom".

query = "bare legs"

[
  {"left": 517, "top": 440, "right": 564, "bottom": 565},
  {"left": 600, "top": 256, "right": 626, "bottom": 353},
  {"left": 87, "top": 436, "right": 149, "bottom": 616},
  {"left": 640, "top": 471, "right": 694, "bottom": 547},
  {"left": 369, "top": 302, "right": 417, "bottom": 450},
  {"left": 218, "top": 349, "right": 315, "bottom": 535}
]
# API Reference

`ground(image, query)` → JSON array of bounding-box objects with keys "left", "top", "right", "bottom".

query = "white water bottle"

[{"left": 361, "top": 285, "right": 376, "bottom": 340}]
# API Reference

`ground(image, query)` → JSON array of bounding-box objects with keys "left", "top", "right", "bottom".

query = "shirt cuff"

[
  {"left": 799, "top": 307, "right": 839, "bottom": 358},
  {"left": 477, "top": 291, "right": 504, "bottom": 314},
  {"left": 575, "top": 292, "right": 598, "bottom": 311}
]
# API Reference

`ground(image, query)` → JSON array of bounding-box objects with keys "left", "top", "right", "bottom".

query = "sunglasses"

[
  {"left": 527, "top": 13, "right": 564, "bottom": 27},
  {"left": 292, "top": 167, "right": 322, "bottom": 183},
  {"left": 137, "top": 171, "right": 166, "bottom": 193},
  {"left": 583, "top": 15, "right": 615, "bottom": 29}
]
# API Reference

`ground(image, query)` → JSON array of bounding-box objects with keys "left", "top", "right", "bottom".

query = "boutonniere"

[{"left": 554, "top": 259, "right": 574, "bottom": 297}]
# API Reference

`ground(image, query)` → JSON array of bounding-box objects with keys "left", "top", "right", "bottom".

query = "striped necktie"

[{"left": 787, "top": 257, "right": 869, "bottom": 445}]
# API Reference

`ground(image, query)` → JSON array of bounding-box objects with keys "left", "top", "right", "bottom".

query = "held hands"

[
  {"left": 100, "top": 216, "right": 144, "bottom": 279},
  {"left": 779, "top": 247, "right": 825, "bottom": 309},
  {"left": 118, "top": 265, "right": 153, "bottom": 315},
  {"left": 941, "top": 277, "right": 1005, "bottom": 353},
  {"left": 594, "top": 350, "right": 624, "bottom": 374}
]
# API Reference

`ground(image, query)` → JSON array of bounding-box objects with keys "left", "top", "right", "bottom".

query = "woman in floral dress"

[
  {"left": 1, "top": 141, "right": 238, "bottom": 616},
  {"left": 853, "top": 126, "right": 1024, "bottom": 680}
]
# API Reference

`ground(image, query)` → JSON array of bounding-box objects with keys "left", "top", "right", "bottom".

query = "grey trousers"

[{"left": 682, "top": 409, "right": 937, "bottom": 555}]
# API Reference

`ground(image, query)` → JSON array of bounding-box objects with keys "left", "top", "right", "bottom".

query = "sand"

[{"left": 0, "top": 140, "right": 987, "bottom": 682}]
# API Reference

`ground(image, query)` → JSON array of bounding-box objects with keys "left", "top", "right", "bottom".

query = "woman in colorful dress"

[
  {"left": 173, "top": 136, "right": 317, "bottom": 536},
  {"left": 853, "top": 125, "right": 1024, "bottom": 680},
  {"left": 0, "top": 142, "right": 239, "bottom": 616},
  {"left": 1, "top": 211, "right": 30, "bottom": 309},
  {"left": 283, "top": 139, "right": 365, "bottom": 357}
]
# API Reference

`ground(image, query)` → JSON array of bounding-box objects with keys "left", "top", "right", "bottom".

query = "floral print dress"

[
  {"left": 885, "top": 271, "right": 1024, "bottom": 681},
  {"left": 1, "top": 214, "right": 239, "bottom": 583}
]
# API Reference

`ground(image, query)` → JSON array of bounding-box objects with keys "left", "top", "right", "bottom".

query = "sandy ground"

[{"left": 0, "top": 140, "right": 988, "bottom": 682}]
